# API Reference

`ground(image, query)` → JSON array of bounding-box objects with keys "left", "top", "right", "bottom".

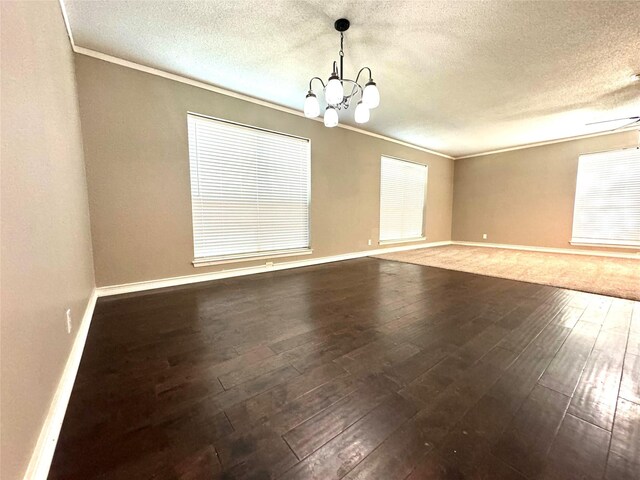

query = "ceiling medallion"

[{"left": 303, "top": 18, "right": 380, "bottom": 127}]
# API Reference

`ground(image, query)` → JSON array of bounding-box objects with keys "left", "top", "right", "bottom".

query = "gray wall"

[
  {"left": 0, "top": 2, "right": 96, "bottom": 479},
  {"left": 452, "top": 130, "right": 640, "bottom": 253},
  {"left": 73, "top": 55, "right": 455, "bottom": 287}
]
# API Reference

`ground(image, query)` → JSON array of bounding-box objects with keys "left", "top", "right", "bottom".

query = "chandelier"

[{"left": 303, "top": 18, "right": 380, "bottom": 127}]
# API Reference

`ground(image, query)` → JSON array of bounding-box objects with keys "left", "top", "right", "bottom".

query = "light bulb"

[
  {"left": 324, "top": 106, "right": 339, "bottom": 127},
  {"left": 303, "top": 92, "right": 320, "bottom": 118},
  {"left": 362, "top": 80, "right": 380, "bottom": 109},
  {"left": 325, "top": 74, "right": 344, "bottom": 105},
  {"left": 354, "top": 101, "right": 370, "bottom": 124}
]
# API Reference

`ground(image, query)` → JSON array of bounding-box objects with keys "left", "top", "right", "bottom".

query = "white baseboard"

[
  {"left": 451, "top": 241, "right": 640, "bottom": 259},
  {"left": 96, "top": 240, "right": 452, "bottom": 297},
  {"left": 23, "top": 289, "right": 98, "bottom": 480}
]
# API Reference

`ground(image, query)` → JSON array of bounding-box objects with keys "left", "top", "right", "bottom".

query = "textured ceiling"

[{"left": 64, "top": 0, "right": 640, "bottom": 157}]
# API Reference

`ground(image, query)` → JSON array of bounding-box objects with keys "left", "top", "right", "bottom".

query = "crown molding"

[
  {"left": 71, "top": 46, "right": 454, "bottom": 160},
  {"left": 58, "top": 1, "right": 454, "bottom": 159},
  {"left": 57, "top": 0, "right": 75, "bottom": 46},
  {"left": 58, "top": 0, "right": 638, "bottom": 161},
  {"left": 455, "top": 127, "right": 640, "bottom": 159}
]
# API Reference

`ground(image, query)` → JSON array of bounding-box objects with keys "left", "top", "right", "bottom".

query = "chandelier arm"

[
  {"left": 347, "top": 82, "right": 359, "bottom": 103},
  {"left": 336, "top": 79, "right": 363, "bottom": 105},
  {"left": 308, "top": 76, "right": 326, "bottom": 92},
  {"left": 354, "top": 67, "right": 372, "bottom": 86}
]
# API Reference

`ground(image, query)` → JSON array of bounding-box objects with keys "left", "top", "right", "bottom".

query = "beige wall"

[
  {"left": 0, "top": 2, "right": 96, "bottom": 479},
  {"left": 73, "top": 55, "right": 455, "bottom": 287},
  {"left": 452, "top": 130, "right": 640, "bottom": 253},
  {"left": 1, "top": 5, "right": 635, "bottom": 479}
]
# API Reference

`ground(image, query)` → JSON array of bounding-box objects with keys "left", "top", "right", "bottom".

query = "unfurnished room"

[{"left": 1, "top": 1, "right": 640, "bottom": 479}]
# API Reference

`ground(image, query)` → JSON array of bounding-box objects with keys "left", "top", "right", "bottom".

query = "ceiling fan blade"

[
  {"left": 586, "top": 116, "right": 640, "bottom": 126},
  {"left": 613, "top": 118, "right": 640, "bottom": 131}
]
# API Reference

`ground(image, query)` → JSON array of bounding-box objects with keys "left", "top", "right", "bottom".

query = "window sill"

[
  {"left": 379, "top": 236, "right": 426, "bottom": 246},
  {"left": 569, "top": 241, "right": 640, "bottom": 250},
  {"left": 193, "top": 248, "right": 313, "bottom": 267}
]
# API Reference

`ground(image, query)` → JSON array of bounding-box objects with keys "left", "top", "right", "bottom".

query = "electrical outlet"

[
  {"left": 368, "top": 239, "right": 372, "bottom": 246},
  {"left": 65, "top": 309, "right": 72, "bottom": 334},
  {"left": 482, "top": 233, "right": 487, "bottom": 240}
]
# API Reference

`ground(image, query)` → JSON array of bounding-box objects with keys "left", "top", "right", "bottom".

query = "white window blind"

[
  {"left": 571, "top": 148, "right": 640, "bottom": 247},
  {"left": 188, "top": 114, "right": 311, "bottom": 264},
  {"left": 379, "top": 156, "right": 427, "bottom": 243}
]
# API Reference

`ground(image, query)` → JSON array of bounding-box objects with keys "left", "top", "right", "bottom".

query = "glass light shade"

[
  {"left": 325, "top": 75, "right": 344, "bottom": 105},
  {"left": 362, "top": 80, "right": 380, "bottom": 109},
  {"left": 354, "top": 101, "right": 370, "bottom": 124},
  {"left": 303, "top": 92, "right": 320, "bottom": 118},
  {"left": 324, "top": 106, "right": 339, "bottom": 127}
]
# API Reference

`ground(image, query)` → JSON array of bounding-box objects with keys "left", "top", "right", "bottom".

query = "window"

[
  {"left": 188, "top": 113, "right": 311, "bottom": 264},
  {"left": 379, "top": 156, "right": 428, "bottom": 244},
  {"left": 571, "top": 148, "right": 640, "bottom": 247}
]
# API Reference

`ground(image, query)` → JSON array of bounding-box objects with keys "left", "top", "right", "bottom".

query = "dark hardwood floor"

[{"left": 49, "top": 258, "right": 640, "bottom": 480}]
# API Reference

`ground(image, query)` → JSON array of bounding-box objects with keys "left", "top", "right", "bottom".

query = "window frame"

[
  {"left": 378, "top": 155, "right": 428, "bottom": 245},
  {"left": 570, "top": 147, "right": 640, "bottom": 249},
  {"left": 187, "top": 112, "right": 312, "bottom": 266}
]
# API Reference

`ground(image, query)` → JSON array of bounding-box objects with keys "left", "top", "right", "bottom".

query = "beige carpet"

[{"left": 374, "top": 245, "right": 640, "bottom": 301}]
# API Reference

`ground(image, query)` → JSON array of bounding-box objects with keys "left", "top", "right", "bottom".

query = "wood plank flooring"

[{"left": 48, "top": 258, "right": 640, "bottom": 480}]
